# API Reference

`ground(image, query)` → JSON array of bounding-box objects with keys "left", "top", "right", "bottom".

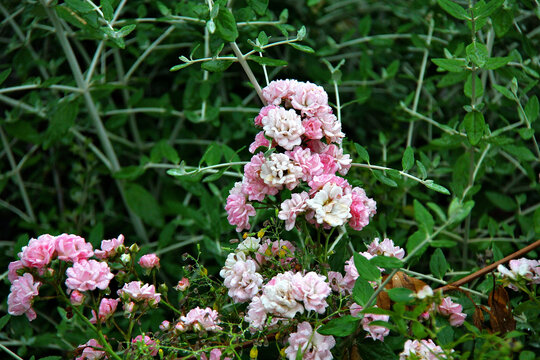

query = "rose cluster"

[
  {"left": 497, "top": 257, "right": 540, "bottom": 291},
  {"left": 225, "top": 79, "right": 376, "bottom": 233}
]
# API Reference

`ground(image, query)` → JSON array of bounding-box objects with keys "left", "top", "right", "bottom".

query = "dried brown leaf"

[{"left": 488, "top": 285, "right": 516, "bottom": 334}]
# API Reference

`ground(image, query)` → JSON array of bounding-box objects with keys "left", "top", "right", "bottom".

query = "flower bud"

[
  {"left": 129, "top": 243, "right": 140, "bottom": 253},
  {"left": 70, "top": 290, "right": 85, "bottom": 306},
  {"left": 175, "top": 278, "right": 190, "bottom": 291},
  {"left": 124, "top": 301, "right": 135, "bottom": 313},
  {"left": 120, "top": 253, "right": 131, "bottom": 265},
  {"left": 158, "top": 283, "right": 168, "bottom": 293},
  {"left": 159, "top": 320, "right": 170, "bottom": 331},
  {"left": 174, "top": 321, "right": 187, "bottom": 333},
  {"left": 139, "top": 254, "right": 160, "bottom": 270},
  {"left": 250, "top": 346, "right": 258, "bottom": 359}
]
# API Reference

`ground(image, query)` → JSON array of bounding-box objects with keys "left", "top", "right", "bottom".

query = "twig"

[
  {"left": 436, "top": 239, "right": 540, "bottom": 292},
  {"left": 229, "top": 42, "right": 266, "bottom": 105}
]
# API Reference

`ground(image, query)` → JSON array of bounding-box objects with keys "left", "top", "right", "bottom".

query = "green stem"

[
  {"left": 229, "top": 42, "right": 265, "bottom": 104},
  {"left": 0, "top": 343, "right": 24, "bottom": 360}
]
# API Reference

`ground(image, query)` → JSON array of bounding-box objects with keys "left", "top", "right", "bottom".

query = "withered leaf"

[
  {"left": 473, "top": 306, "right": 484, "bottom": 330},
  {"left": 488, "top": 286, "right": 516, "bottom": 334},
  {"left": 377, "top": 271, "right": 427, "bottom": 310}
]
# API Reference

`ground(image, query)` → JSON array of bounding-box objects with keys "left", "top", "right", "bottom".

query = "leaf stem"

[{"left": 229, "top": 42, "right": 265, "bottom": 104}]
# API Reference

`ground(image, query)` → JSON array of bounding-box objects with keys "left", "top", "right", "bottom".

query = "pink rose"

[
  {"left": 138, "top": 254, "right": 160, "bottom": 269},
  {"left": 19, "top": 234, "right": 56, "bottom": 269},
  {"left": 175, "top": 277, "right": 190, "bottom": 291},
  {"left": 118, "top": 281, "right": 161, "bottom": 306},
  {"left": 90, "top": 298, "right": 120, "bottom": 324},
  {"left": 7, "top": 273, "right": 41, "bottom": 321},
  {"left": 132, "top": 335, "right": 158, "bottom": 356},
  {"left": 55, "top": 234, "right": 94, "bottom": 263},
  {"left": 94, "top": 234, "right": 124, "bottom": 259},
  {"left": 70, "top": 290, "right": 85, "bottom": 306},
  {"left": 75, "top": 339, "right": 106, "bottom": 360},
  {"left": 181, "top": 307, "right": 222, "bottom": 332},
  {"left": 65, "top": 260, "right": 114, "bottom": 291}
]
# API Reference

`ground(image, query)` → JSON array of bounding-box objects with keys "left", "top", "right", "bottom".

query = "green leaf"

[
  {"left": 387, "top": 288, "right": 414, "bottom": 303},
  {"left": 431, "top": 58, "right": 467, "bottom": 72},
  {"left": 257, "top": 31, "right": 268, "bottom": 46},
  {"left": 124, "top": 183, "right": 164, "bottom": 227},
  {"left": 493, "top": 84, "right": 516, "bottom": 101},
  {"left": 475, "top": 0, "right": 504, "bottom": 19},
  {"left": 353, "top": 253, "right": 381, "bottom": 281},
  {"left": 354, "top": 143, "right": 370, "bottom": 162},
  {"left": 215, "top": 7, "right": 238, "bottom": 42},
  {"left": 373, "top": 170, "right": 398, "bottom": 187},
  {"left": 200, "top": 144, "right": 222, "bottom": 166},
  {"left": 317, "top": 315, "right": 359, "bottom": 337},
  {"left": 101, "top": 0, "right": 113, "bottom": 21},
  {"left": 201, "top": 60, "right": 234, "bottom": 72},
  {"left": 448, "top": 199, "right": 475, "bottom": 223},
  {"left": 534, "top": 207, "right": 540, "bottom": 235},
  {"left": 151, "top": 140, "right": 180, "bottom": 164},
  {"left": 519, "top": 351, "right": 536, "bottom": 360},
  {"left": 353, "top": 277, "right": 374, "bottom": 306},
  {"left": 0, "top": 68, "right": 11, "bottom": 86},
  {"left": 358, "top": 16, "right": 371, "bottom": 36},
  {"left": 430, "top": 248, "right": 449, "bottom": 279},
  {"left": 416, "top": 160, "right": 427, "bottom": 179},
  {"left": 402, "top": 147, "right": 414, "bottom": 171},
  {"left": 502, "top": 144, "right": 536, "bottom": 162},
  {"left": 485, "top": 56, "right": 510, "bottom": 70},
  {"left": 0, "top": 314, "right": 11, "bottom": 331},
  {"left": 170, "top": 63, "right": 193, "bottom": 72},
  {"left": 463, "top": 110, "right": 485, "bottom": 145},
  {"left": 287, "top": 43, "right": 315, "bottom": 53},
  {"left": 370, "top": 256, "right": 403, "bottom": 269},
  {"left": 436, "top": 0, "right": 469, "bottom": 19},
  {"left": 113, "top": 165, "right": 146, "bottom": 180},
  {"left": 525, "top": 96, "right": 539, "bottom": 123},
  {"left": 247, "top": 0, "right": 268, "bottom": 15},
  {"left": 65, "top": 0, "right": 94, "bottom": 13},
  {"left": 248, "top": 56, "right": 288, "bottom": 67},
  {"left": 414, "top": 199, "right": 434, "bottom": 233},
  {"left": 55, "top": 5, "right": 89, "bottom": 29},
  {"left": 45, "top": 99, "right": 79, "bottom": 147},
  {"left": 492, "top": 9, "right": 513, "bottom": 37},
  {"left": 485, "top": 191, "right": 516, "bottom": 211},
  {"left": 466, "top": 42, "right": 489, "bottom": 67},
  {"left": 424, "top": 181, "right": 451, "bottom": 195},
  {"left": 464, "top": 73, "right": 483, "bottom": 99},
  {"left": 117, "top": 24, "right": 136, "bottom": 37}
]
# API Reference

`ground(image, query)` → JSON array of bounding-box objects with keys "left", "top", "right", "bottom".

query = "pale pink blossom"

[
  {"left": 236, "top": 236, "right": 261, "bottom": 253},
  {"left": 438, "top": 297, "right": 466, "bottom": 327},
  {"left": 259, "top": 153, "right": 303, "bottom": 190},
  {"left": 284, "top": 321, "right": 336, "bottom": 360},
  {"left": 262, "top": 79, "right": 299, "bottom": 106},
  {"left": 175, "top": 278, "right": 190, "bottom": 291},
  {"left": 416, "top": 285, "right": 434, "bottom": 300},
  {"left": 306, "top": 182, "right": 352, "bottom": 227},
  {"left": 75, "top": 339, "right": 106, "bottom": 360},
  {"left": 351, "top": 305, "right": 390, "bottom": 341},
  {"left": 138, "top": 254, "right": 160, "bottom": 269},
  {"left": 278, "top": 192, "right": 310, "bottom": 230},
  {"left": 349, "top": 187, "right": 377, "bottom": 231},
  {"left": 254, "top": 105, "right": 279, "bottom": 126},
  {"left": 8, "top": 260, "right": 24, "bottom": 283},
  {"left": 287, "top": 146, "right": 324, "bottom": 181},
  {"left": 132, "top": 335, "right": 158, "bottom": 356},
  {"left": 7, "top": 273, "right": 41, "bottom": 321},
  {"left": 174, "top": 321, "right": 187, "bottom": 333},
  {"left": 260, "top": 272, "right": 304, "bottom": 318},
  {"left": 55, "top": 234, "right": 93, "bottom": 263},
  {"left": 70, "top": 290, "right": 85, "bottom": 305},
  {"left": 327, "top": 271, "right": 347, "bottom": 294},
  {"left": 225, "top": 182, "right": 256, "bottom": 232},
  {"left": 242, "top": 154, "right": 279, "bottom": 202},
  {"left": 319, "top": 111, "right": 345, "bottom": 144},
  {"left": 181, "top": 307, "right": 222, "bottom": 332},
  {"left": 320, "top": 144, "right": 351, "bottom": 176},
  {"left": 302, "top": 118, "right": 324, "bottom": 140},
  {"left": 19, "top": 234, "right": 56, "bottom": 269},
  {"left": 118, "top": 281, "right": 161, "bottom": 306},
  {"left": 66, "top": 260, "right": 113, "bottom": 292},
  {"left": 366, "top": 237, "right": 404, "bottom": 259},
  {"left": 245, "top": 296, "right": 267, "bottom": 332},
  {"left": 94, "top": 234, "right": 124, "bottom": 259},
  {"left": 256, "top": 239, "right": 296, "bottom": 264},
  {"left": 90, "top": 298, "right": 120, "bottom": 324},
  {"left": 249, "top": 131, "right": 271, "bottom": 153},
  {"left": 220, "top": 251, "right": 249, "bottom": 278},
  {"left": 159, "top": 320, "right": 170, "bottom": 331},
  {"left": 400, "top": 339, "right": 449, "bottom": 360},
  {"left": 292, "top": 272, "right": 331, "bottom": 314},
  {"left": 497, "top": 258, "right": 540, "bottom": 290},
  {"left": 308, "top": 174, "right": 350, "bottom": 195},
  {"left": 222, "top": 259, "right": 263, "bottom": 303},
  {"left": 200, "top": 349, "right": 232, "bottom": 360},
  {"left": 261, "top": 107, "right": 305, "bottom": 150},
  {"left": 290, "top": 82, "right": 329, "bottom": 117}
]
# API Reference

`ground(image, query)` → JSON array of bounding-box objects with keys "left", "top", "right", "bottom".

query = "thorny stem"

[{"left": 229, "top": 42, "right": 266, "bottom": 105}]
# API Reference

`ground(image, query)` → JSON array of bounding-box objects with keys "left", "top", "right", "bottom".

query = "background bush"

[{"left": 0, "top": 0, "right": 539, "bottom": 357}]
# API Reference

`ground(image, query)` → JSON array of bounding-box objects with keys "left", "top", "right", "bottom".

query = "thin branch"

[{"left": 229, "top": 42, "right": 265, "bottom": 105}]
